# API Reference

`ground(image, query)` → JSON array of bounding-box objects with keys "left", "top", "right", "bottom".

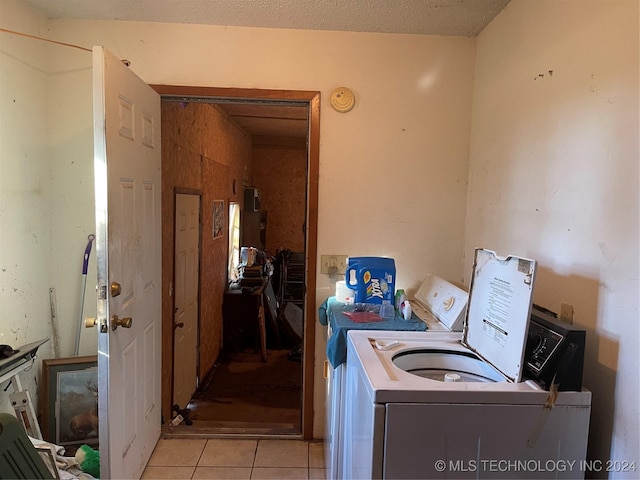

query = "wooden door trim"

[
  {"left": 152, "top": 85, "right": 320, "bottom": 102},
  {"left": 153, "top": 85, "right": 319, "bottom": 440},
  {"left": 304, "top": 91, "right": 320, "bottom": 440}
]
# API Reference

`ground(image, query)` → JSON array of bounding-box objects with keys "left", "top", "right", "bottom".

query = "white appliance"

[
  {"left": 341, "top": 249, "right": 592, "bottom": 479},
  {"left": 325, "top": 275, "right": 468, "bottom": 479},
  {"left": 410, "top": 273, "right": 468, "bottom": 331},
  {"left": 326, "top": 321, "right": 346, "bottom": 479}
]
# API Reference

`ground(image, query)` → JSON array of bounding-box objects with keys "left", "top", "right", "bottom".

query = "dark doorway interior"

[
  {"left": 157, "top": 86, "right": 318, "bottom": 438},
  {"left": 188, "top": 348, "right": 302, "bottom": 434},
  {"left": 187, "top": 248, "right": 306, "bottom": 434}
]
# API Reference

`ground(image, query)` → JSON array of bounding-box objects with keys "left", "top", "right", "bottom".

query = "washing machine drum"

[
  {"left": 393, "top": 249, "right": 537, "bottom": 384},
  {"left": 392, "top": 349, "right": 506, "bottom": 383}
]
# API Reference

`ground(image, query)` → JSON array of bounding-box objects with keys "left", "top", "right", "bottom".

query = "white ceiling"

[{"left": 23, "top": 0, "right": 511, "bottom": 37}]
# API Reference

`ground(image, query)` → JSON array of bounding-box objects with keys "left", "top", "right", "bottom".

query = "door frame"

[
  {"left": 152, "top": 85, "right": 319, "bottom": 439},
  {"left": 172, "top": 188, "right": 203, "bottom": 409}
]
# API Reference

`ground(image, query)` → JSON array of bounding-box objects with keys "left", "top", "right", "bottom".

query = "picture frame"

[
  {"left": 212, "top": 199, "right": 224, "bottom": 239},
  {"left": 40, "top": 356, "right": 98, "bottom": 447}
]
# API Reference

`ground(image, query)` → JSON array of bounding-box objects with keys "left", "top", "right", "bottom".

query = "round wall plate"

[{"left": 330, "top": 87, "right": 355, "bottom": 113}]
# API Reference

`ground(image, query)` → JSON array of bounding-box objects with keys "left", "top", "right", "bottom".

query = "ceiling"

[
  {"left": 23, "top": 0, "right": 511, "bottom": 140},
  {"left": 23, "top": 0, "right": 511, "bottom": 36},
  {"left": 196, "top": 101, "right": 311, "bottom": 143}
]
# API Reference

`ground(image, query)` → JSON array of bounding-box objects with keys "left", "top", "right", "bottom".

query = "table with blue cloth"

[{"left": 319, "top": 297, "right": 427, "bottom": 368}]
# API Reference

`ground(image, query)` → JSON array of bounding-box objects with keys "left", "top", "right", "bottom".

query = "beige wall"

[
  {"left": 44, "top": 20, "right": 476, "bottom": 295},
  {"left": 0, "top": 3, "right": 52, "bottom": 414},
  {"left": 468, "top": 0, "right": 639, "bottom": 466},
  {"left": 0, "top": 1, "right": 96, "bottom": 417}
]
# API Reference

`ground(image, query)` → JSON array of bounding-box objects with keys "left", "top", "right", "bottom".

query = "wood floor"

[{"left": 163, "top": 348, "right": 302, "bottom": 437}]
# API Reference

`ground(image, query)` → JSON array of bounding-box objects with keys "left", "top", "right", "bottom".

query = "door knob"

[
  {"left": 111, "top": 314, "right": 132, "bottom": 331},
  {"left": 174, "top": 322, "right": 184, "bottom": 330},
  {"left": 85, "top": 317, "right": 98, "bottom": 328}
]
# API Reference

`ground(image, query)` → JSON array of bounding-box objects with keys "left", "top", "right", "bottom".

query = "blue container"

[{"left": 345, "top": 257, "right": 396, "bottom": 304}]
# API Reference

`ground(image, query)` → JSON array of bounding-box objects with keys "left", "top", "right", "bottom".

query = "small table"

[{"left": 223, "top": 281, "right": 268, "bottom": 362}]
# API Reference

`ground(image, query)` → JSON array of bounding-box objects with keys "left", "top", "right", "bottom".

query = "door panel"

[
  {"left": 93, "top": 46, "right": 162, "bottom": 479},
  {"left": 173, "top": 193, "right": 200, "bottom": 409}
]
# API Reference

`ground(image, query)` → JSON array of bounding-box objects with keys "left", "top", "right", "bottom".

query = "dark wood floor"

[{"left": 164, "top": 348, "right": 302, "bottom": 437}]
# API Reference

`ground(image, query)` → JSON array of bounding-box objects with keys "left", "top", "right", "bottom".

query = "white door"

[
  {"left": 173, "top": 193, "right": 200, "bottom": 409},
  {"left": 93, "top": 46, "right": 162, "bottom": 479}
]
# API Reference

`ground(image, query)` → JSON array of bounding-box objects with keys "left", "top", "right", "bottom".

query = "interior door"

[
  {"left": 173, "top": 193, "right": 200, "bottom": 409},
  {"left": 93, "top": 46, "right": 162, "bottom": 479}
]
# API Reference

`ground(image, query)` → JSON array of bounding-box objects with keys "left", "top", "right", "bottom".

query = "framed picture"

[
  {"left": 212, "top": 199, "right": 224, "bottom": 239},
  {"left": 40, "top": 356, "right": 98, "bottom": 447}
]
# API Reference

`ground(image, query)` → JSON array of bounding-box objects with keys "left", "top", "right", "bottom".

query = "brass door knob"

[
  {"left": 111, "top": 282, "right": 122, "bottom": 297},
  {"left": 111, "top": 314, "right": 132, "bottom": 331},
  {"left": 85, "top": 317, "right": 98, "bottom": 328}
]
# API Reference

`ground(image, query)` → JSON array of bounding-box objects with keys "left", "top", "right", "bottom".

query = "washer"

[
  {"left": 341, "top": 250, "right": 592, "bottom": 479},
  {"left": 324, "top": 273, "right": 469, "bottom": 479}
]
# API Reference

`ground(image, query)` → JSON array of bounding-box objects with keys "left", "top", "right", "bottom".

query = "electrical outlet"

[
  {"left": 560, "top": 303, "right": 574, "bottom": 324},
  {"left": 321, "top": 255, "right": 348, "bottom": 275}
]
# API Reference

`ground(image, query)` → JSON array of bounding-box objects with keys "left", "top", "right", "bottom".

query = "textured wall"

[
  {"left": 161, "top": 102, "right": 252, "bottom": 418},
  {"left": 252, "top": 145, "right": 307, "bottom": 256},
  {"left": 468, "top": 0, "right": 639, "bottom": 467}
]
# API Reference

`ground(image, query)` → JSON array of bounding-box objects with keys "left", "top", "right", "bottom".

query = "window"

[{"left": 228, "top": 202, "right": 240, "bottom": 283}]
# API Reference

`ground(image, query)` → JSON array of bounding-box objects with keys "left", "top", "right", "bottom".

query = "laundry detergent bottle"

[{"left": 345, "top": 257, "right": 395, "bottom": 304}]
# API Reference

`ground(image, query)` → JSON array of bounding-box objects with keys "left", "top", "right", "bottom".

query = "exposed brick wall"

[{"left": 252, "top": 145, "right": 306, "bottom": 257}]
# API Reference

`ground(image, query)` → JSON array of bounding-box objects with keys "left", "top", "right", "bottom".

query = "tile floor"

[{"left": 142, "top": 438, "right": 327, "bottom": 479}]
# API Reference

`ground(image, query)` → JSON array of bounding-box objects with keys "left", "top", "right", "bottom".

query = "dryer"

[{"left": 342, "top": 249, "right": 591, "bottom": 479}]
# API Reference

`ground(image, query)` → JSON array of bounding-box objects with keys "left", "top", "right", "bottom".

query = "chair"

[{"left": 0, "top": 413, "right": 54, "bottom": 479}]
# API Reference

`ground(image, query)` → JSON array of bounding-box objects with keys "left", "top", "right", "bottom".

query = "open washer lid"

[{"left": 462, "top": 249, "right": 537, "bottom": 383}]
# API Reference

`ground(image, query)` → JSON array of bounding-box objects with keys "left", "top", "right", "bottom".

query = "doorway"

[{"left": 155, "top": 86, "right": 319, "bottom": 439}]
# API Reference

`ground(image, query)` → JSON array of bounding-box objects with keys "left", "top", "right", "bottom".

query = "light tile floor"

[{"left": 142, "top": 438, "right": 327, "bottom": 480}]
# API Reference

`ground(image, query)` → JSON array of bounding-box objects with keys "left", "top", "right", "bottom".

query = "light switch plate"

[{"left": 320, "top": 255, "right": 348, "bottom": 275}]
